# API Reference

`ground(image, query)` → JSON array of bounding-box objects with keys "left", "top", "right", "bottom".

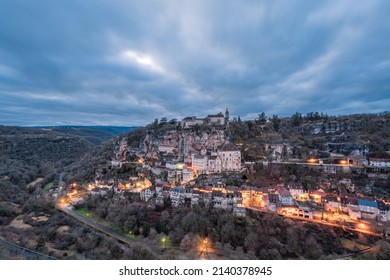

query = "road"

[
  {"left": 56, "top": 202, "right": 141, "bottom": 247},
  {"left": 0, "top": 235, "right": 57, "bottom": 260},
  {"left": 56, "top": 201, "right": 221, "bottom": 259}
]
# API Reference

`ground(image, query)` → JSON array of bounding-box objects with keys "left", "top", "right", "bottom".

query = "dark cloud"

[{"left": 0, "top": 0, "right": 389, "bottom": 126}]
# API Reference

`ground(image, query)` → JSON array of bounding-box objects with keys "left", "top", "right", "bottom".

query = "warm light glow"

[
  {"left": 358, "top": 223, "right": 367, "bottom": 229},
  {"left": 339, "top": 160, "right": 348, "bottom": 165},
  {"left": 198, "top": 237, "right": 209, "bottom": 254},
  {"left": 307, "top": 158, "right": 317, "bottom": 164}
]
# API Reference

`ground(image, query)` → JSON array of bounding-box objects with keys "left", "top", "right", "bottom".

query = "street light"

[
  {"left": 161, "top": 236, "right": 167, "bottom": 250},
  {"left": 203, "top": 238, "right": 208, "bottom": 252}
]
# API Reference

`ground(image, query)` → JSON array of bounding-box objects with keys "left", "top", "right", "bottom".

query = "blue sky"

[{"left": 1, "top": 0, "right": 389, "bottom": 126}]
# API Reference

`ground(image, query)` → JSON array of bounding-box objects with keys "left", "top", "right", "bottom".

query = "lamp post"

[{"left": 161, "top": 236, "right": 167, "bottom": 251}]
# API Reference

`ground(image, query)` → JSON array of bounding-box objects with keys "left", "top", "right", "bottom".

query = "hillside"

[
  {"left": 34, "top": 126, "right": 138, "bottom": 145},
  {"left": 0, "top": 125, "right": 94, "bottom": 215},
  {"left": 61, "top": 112, "right": 390, "bottom": 185},
  {"left": 228, "top": 112, "right": 390, "bottom": 161}
]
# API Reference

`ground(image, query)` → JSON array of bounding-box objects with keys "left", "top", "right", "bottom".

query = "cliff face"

[{"left": 139, "top": 127, "right": 227, "bottom": 163}]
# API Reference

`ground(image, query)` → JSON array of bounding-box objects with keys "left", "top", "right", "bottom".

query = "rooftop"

[
  {"left": 358, "top": 198, "right": 378, "bottom": 208},
  {"left": 220, "top": 142, "right": 240, "bottom": 152},
  {"left": 369, "top": 158, "right": 390, "bottom": 163}
]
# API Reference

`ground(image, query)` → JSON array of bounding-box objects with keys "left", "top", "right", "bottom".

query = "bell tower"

[{"left": 224, "top": 108, "right": 229, "bottom": 128}]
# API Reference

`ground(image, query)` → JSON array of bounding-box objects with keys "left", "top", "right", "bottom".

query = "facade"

[
  {"left": 191, "top": 154, "right": 208, "bottom": 174},
  {"left": 158, "top": 143, "right": 175, "bottom": 154},
  {"left": 276, "top": 187, "right": 293, "bottom": 206},
  {"left": 140, "top": 187, "right": 155, "bottom": 202},
  {"left": 324, "top": 196, "right": 341, "bottom": 212},
  {"left": 181, "top": 117, "right": 204, "bottom": 128},
  {"left": 207, "top": 113, "right": 225, "bottom": 126},
  {"left": 207, "top": 156, "right": 222, "bottom": 173},
  {"left": 220, "top": 142, "right": 241, "bottom": 172},
  {"left": 288, "top": 183, "right": 308, "bottom": 201},
  {"left": 358, "top": 199, "right": 379, "bottom": 219},
  {"left": 170, "top": 186, "right": 184, "bottom": 207},
  {"left": 191, "top": 142, "right": 241, "bottom": 174},
  {"left": 278, "top": 206, "right": 313, "bottom": 219},
  {"left": 348, "top": 205, "right": 361, "bottom": 220},
  {"left": 369, "top": 158, "right": 390, "bottom": 168},
  {"left": 310, "top": 189, "right": 327, "bottom": 204},
  {"left": 181, "top": 109, "right": 229, "bottom": 128}
]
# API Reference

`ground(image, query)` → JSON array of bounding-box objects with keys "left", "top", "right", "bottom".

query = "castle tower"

[{"left": 225, "top": 108, "right": 229, "bottom": 128}]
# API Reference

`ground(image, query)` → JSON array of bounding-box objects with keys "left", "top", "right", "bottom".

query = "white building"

[
  {"left": 220, "top": 142, "right": 241, "bottom": 171},
  {"left": 288, "top": 183, "right": 308, "bottom": 201},
  {"left": 207, "top": 113, "right": 225, "bottom": 126},
  {"left": 207, "top": 156, "right": 222, "bottom": 173},
  {"left": 158, "top": 143, "right": 175, "bottom": 154},
  {"left": 192, "top": 154, "right": 208, "bottom": 174},
  {"left": 140, "top": 187, "right": 155, "bottom": 202},
  {"left": 170, "top": 186, "right": 184, "bottom": 207},
  {"left": 358, "top": 199, "right": 379, "bottom": 219},
  {"left": 181, "top": 117, "right": 205, "bottom": 128},
  {"left": 369, "top": 158, "right": 390, "bottom": 168},
  {"left": 181, "top": 109, "right": 229, "bottom": 128},
  {"left": 276, "top": 187, "right": 294, "bottom": 206}
]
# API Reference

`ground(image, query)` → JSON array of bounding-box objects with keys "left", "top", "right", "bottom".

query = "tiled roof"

[
  {"left": 370, "top": 158, "right": 390, "bottom": 163},
  {"left": 220, "top": 142, "right": 240, "bottom": 152},
  {"left": 358, "top": 199, "right": 378, "bottom": 208}
]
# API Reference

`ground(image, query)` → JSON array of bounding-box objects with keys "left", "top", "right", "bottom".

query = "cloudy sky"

[{"left": 1, "top": 0, "right": 389, "bottom": 126}]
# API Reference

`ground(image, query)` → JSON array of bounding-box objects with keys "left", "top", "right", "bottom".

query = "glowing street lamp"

[
  {"left": 161, "top": 236, "right": 167, "bottom": 250},
  {"left": 203, "top": 238, "right": 208, "bottom": 251},
  {"left": 200, "top": 237, "right": 208, "bottom": 256}
]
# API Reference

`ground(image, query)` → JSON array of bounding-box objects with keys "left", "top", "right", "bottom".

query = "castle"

[{"left": 180, "top": 108, "right": 230, "bottom": 128}]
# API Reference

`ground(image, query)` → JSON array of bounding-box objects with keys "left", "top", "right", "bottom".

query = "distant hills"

[{"left": 33, "top": 126, "right": 139, "bottom": 145}]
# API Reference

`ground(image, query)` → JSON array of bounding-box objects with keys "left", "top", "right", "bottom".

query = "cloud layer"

[{"left": 1, "top": 0, "right": 389, "bottom": 126}]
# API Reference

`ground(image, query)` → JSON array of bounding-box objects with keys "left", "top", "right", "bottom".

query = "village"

[{"left": 64, "top": 110, "right": 390, "bottom": 239}]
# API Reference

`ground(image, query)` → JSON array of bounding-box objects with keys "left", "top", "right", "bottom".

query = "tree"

[
  {"left": 159, "top": 117, "right": 168, "bottom": 126},
  {"left": 169, "top": 119, "right": 177, "bottom": 125},
  {"left": 257, "top": 112, "right": 267, "bottom": 124},
  {"left": 142, "top": 223, "right": 151, "bottom": 237},
  {"left": 282, "top": 145, "right": 288, "bottom": 160},
  {"left": 291, "top": 112, "right": 303, "bottom": 126},
  {"left": 271, "top": 115, "right": 281, "bottom": 131}
]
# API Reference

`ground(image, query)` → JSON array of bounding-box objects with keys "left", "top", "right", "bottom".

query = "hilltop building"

[{"left": 181, "top": 109, "right": 230, "bottom": 128}]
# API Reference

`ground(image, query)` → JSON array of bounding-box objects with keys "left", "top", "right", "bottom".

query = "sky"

[{"left": 0, "top": 0, "right": 390, "bottom": 126}]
